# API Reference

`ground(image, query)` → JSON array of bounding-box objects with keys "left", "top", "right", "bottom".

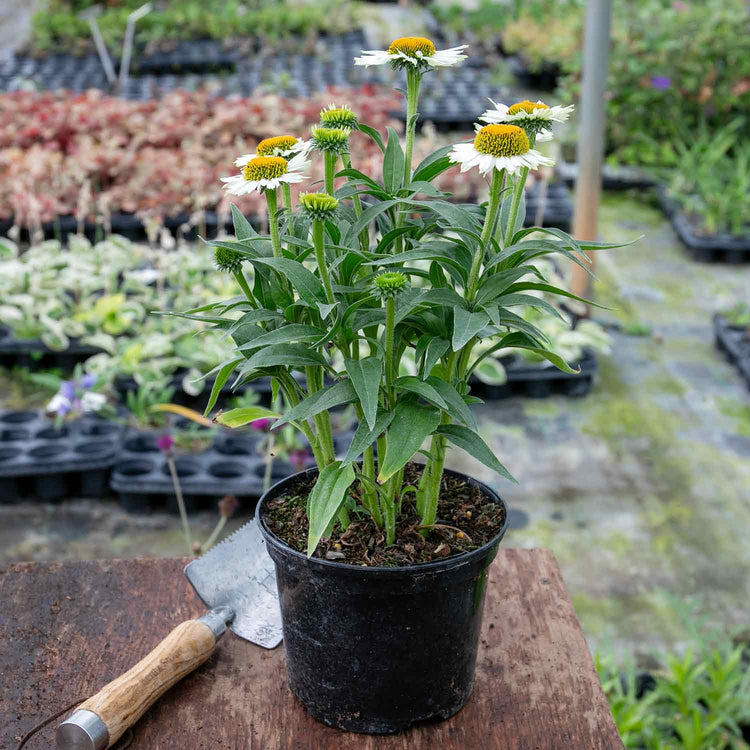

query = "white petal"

[
  {"left": 353, "top": 50, "right": 391, "bottom": 67},
  {"left": 536, "top": 130, "right": 554, "bottom": 142},
  {"left": 234, "top": 153, "right": 255, "bottom": 167}
]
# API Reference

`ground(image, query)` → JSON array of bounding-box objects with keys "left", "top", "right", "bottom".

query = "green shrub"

[{"left": 560, "top": 0, "right": 750, "bottom": 168}]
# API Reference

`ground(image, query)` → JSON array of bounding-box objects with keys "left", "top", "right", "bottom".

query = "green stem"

[
  {"left": 277, "top": 371, "right": 324, "bottom": 468},
  {"left": 281, "top": 183, "right": 292, "bottom": 212},
  {"left": 492, "top": 170, "right": 508, "bottom": 249},
  {"left": 404, "top": 67, "right": 421, "bottom": 183},
  {"left": 232, "top": 268, "right": 256, "bottom": 307},
  {"left": 312, "top": 219, "right": 335, "bottom": 305},
  {"left": 466, "top": 167, "right": 505, "bottom": 302},
  {"left": 503, "top": 166, "right": 530, "bottom": 249},
  {"left": 324, "top": 152, "right": 337, "bottom": 197},
  {"left": 341, "top": 152, "right": 369, "bottom": 253},
  {"left": 420, "top": 411, "right": 451, "bottom": 529},
  {"left": 384, "top": 296, "right": 396, "bottom": 398},
  {"left": 265, "top": 188, "right": 283, "bottom": 258},
  {"left": 167, "top": 454, "right": 192, "bottom": 555},
  {"left": 376, "top": 432, "right": 396, "bottom": 545}
]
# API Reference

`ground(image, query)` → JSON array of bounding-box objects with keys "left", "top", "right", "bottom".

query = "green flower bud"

[
  {"left": 299, "top": 192, "right": 339, "bottom": 222},
  {"left": 310, "top": 126, "right": 351, "bottom": 155},
  {"left": 319, "top": 104, "right": 358, "bottom": 130},
  {"left": 215, "top": 246, "right": 244, "bottom": 274},
  {"left": 374, "top": 271, "right": 409, "bottom": 299}
]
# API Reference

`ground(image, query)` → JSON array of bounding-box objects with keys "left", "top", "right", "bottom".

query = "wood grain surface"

[{"left": 0, "top": 550, "right": 623, "bottom": 750}]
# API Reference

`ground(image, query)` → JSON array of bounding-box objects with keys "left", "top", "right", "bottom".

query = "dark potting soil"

[{"left": 263, "top": 463, "right": 506, "bottom": 567}]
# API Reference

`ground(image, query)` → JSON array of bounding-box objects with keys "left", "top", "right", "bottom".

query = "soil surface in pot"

[{"left": 263, "top": 463, "right": 506, "bottom": 566}]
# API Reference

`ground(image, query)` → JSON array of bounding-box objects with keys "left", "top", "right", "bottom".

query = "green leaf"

[
  {"left": 412, "top": 145, "right": 455, "bottom": 183},
  {"left": 248, "top": 257, "right": 325, "bottom": 306},
  {"left": 356, "top": 123, "right": 385, "bottom": 153},
  {"left": 436, "top": 424, "right": 517, "bottom": 483},
  {"left": 383, "top": 126, "right": 405, "bottom": 194},
  {"left": 236, "top": 324, "right": 327, "bottom": 353},
  {"left": 243, "top": 343, "right": 328, "bottom": 370},
  {"left": 215, "top": 406, "right": 281, "bottom": 429},
  {"left": 231, "top": 204, "right": 257, "bottom": 240},
  {"left": 317, "top": 301, "right": 337, "bottom": 320},
  {"left": 426, "top": 200, "right": 481, "bottom": 237},
  {"left": 341, "top": 410, "right": 395, "bottom": 466},
  {"left": 273, "top": 380, "right": 357, "bottom": 428},
  {"left": 344, "top": 357, "right": 382, "bottom": 431},
  {"left": 422, "top": 337, "right": 450, "bottom": 376},
  {"left": 306, "top": 462, "right": 356, "bottom": 556},
  {"left": 504, "top": 281, "right": 611, "bottom": 310},
  {"left": 367, "top": 246, "right": 471, "bottom": 276},
  {"left": 203, "top": 357, "right": 244, "bottom": 417},
  {"left": 377, "top": 401, "right": 441, "bottom": 482},
  {"left": 475, "top": 267, "right": 536, "bottom": 307},
  {"left": 425, "top": 376, "right": 478, "bottom": 431},
  {"left": 343, "top": 199, "right": 399, "bottom": 246},
  {"left": 393, "top": 376, "right": 448, "bottom": 410},
  {"left": 452, "top": 307, "right": 490, "bottom": 351}
]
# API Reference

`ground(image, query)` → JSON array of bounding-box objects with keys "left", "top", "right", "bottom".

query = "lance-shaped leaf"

[
  {"left": 422, "top": 337, "right": 450, "bottom": 377},
  {"left": 425, "top": 376, "right": 478, "bottom": 431},
  {"left": 383, "top": 126, "right": 405, "bottom": 193},
  {"left": 341, "top": 409, "right": 395, "bottom": 466},
  {"left": 306, "top": 462, "right": 356, "bottom": 556},
  {"left": 248, "top": 257, "right": 325, "bottom": 306},
  {"left": 272, "top": 379, "right": 357, "bottom": 429},
  {"left": 203, "top": 357, "right": 244, "bottom": 417},
  {"left": 215, "top": 406, "right": 281, "bottom": 429},
  {"left": 343, "top": 199, "right": 399, "bottom": 246},
  {"left": 377, "top": 400, "right": 441, "bottom": 483},
  {"left": 393, "top": 376, "right": 448, "bottom": 410},
  {"left": 475, "top": 267, "right": 538, "bottom": 307},
  {"left": 231, "top": 204, "right": 258, "bottom": 240},
  {"left": 452, "top": 307, "right": 490, "bottom": 351},
  {"left": 412, "top": 145, "right": 454, "bottom": 183},
  {"left": 243, "top": 343, "right": 328, "bottom": 370},
  {"left": 236, "top": 324, "right": 327, "bottom": 352},
  {"left": 436, "top": 424, "right": 517, "bottom": 483},
  {"left": 344, "top": 357, "right": 381, "bottom": 430}
]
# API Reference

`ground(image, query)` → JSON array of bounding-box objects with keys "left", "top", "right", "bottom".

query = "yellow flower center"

[
  {"left": 474, "top": 124, "right": 530, "bottom": 157},
  {"left": 387, "top": 36, "right": 436, "bottom": 58},
  {"left": 256, "top": 135, "right": 298, "bottom": 156},
  {"left": 507, "top": 100, "right": 549, "bottom": 116},
  {"left": 242, "top": 156, "right": 288, "bottom": 181}
]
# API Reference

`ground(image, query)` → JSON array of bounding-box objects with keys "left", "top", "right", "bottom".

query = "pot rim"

[{"left": 257, "top": 465, "right": 509, "bottom": 575}]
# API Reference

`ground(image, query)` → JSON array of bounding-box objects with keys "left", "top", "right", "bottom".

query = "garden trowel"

[{"left": 56, "top": 519, "right": 281, "bottom": 750}]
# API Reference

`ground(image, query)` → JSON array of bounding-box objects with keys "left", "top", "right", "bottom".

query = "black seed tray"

[
  {"left": 111, "top": 428, "right": 354, "bottom": 513},
  {"left": 657, "top": 188, "right": 750, "bottom": 263},
  {"left": 507, "top": 55, "right": 561, "bottom": 91},
  {"left": 713, "top": 314, "right": 750, "bottom": 389},
  {"left": 523, "top": 181, "right": 573, "bottom": 231},
  {"left": 556, "top": 161, "right": 656, "bottom": 192},
  {"left": 0, "top": 410, "right": 125, "bottom": 502},
  {"left": 133, "top": 40, "right": 238, "bottom": 75},
  {"left": 469, "top": 349, "right": 598, "bottom": 400},
  {"left": 0, "top": 326, "right": 104, "bottom": 370}
]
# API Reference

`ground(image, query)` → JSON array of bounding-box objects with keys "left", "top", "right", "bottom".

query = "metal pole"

[
  {"left": 118, "top": 3, "right": 152, "bottom": 93},
  {"left": 79, "top": 7, "right": 116, "bottom": 85},
  {"left": 570, "top": 0, "right": 612, "bottom": 300}
]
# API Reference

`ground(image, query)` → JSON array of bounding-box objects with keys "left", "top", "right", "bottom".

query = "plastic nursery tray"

[
  {"left": 556, "top": 161, "right": 656, "bottom": 192},
  {"left": 0, "top": 326, "right": 103, "bottom": 370},
  {"left": 469, "top": 349, "right": 598, "bottom": 400},
  {"left": 110, "top": 427, "right": 354, "bottom": 514},
  {"left": 523, "top": 181, "right": 573, "bottom": 232},
  {"left": 657, "top": 188, "right": 750, "bottom": 263},
  {"left": 713, "top": 314, "right": 750, "bottom": 389},
  {"left": 0, "top": 410, "right": 125, "bottom": 502},
  {"left": 507, "top": 55, "right": 561, "bottom": 91}
]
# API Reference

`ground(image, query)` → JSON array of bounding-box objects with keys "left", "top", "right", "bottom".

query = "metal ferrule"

[
  {"left": 197, "top": 606, "right": 234, "bottom": 641},
  {"left": 56, "top": 709, "right": 109, "bottom": 750}
]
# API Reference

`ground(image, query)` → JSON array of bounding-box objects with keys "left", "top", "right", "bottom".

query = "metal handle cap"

[{"left": 56, "top": 709, "right": 109, "bottom": 750}]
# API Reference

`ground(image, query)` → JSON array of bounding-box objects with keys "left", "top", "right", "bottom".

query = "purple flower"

[
  {"left": 289, "top": 450, "right": 311, "bottom": 471},
  {"left": 250, "top": 418, "right": 271, "bottom": 432},
  {"left": 650, "top": 76, "right": 671, "bottom": 90},
  {"left": 156, "top": 433, "right": 175, "bottom": 453},
  {"left": 56, "top": 401, "right": 70, "bottom": 416},
  {"left": 80, "top": 373, "right": 97, "bottom": 389},
  {"left": 60, "top": 380, "right": 76, "bottom": 400}
]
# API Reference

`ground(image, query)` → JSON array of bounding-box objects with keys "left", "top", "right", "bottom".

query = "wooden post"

[{"left": 571, "top": 0, "right": 613, "bottom": 301}]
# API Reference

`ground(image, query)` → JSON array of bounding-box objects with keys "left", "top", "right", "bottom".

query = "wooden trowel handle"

[{"left": 56, "top": 612, "right": 228, "bottom": 749}]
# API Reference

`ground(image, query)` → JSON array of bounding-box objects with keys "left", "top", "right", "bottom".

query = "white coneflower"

[
  {"left": 449, "top": 124, "right": 554, "bottom": 176},
  {"left": 319, "top": 104, "right": 358, "bottom": 130},
  {"left": 233, "top": 135, "right": 309, "bottom": 166},
  {"left": 479, "top": 99, "right": 574, "bottom": 142},
  {"left": 354, "top": 36, "right": 467, "bottom": 70},
  {"left": 221, "top": 153, "right": 310, "bottom": 195}
]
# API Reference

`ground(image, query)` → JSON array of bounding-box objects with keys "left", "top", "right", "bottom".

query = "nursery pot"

[{"left": 258, "top": 467, "right": 509, "bottom": 734}]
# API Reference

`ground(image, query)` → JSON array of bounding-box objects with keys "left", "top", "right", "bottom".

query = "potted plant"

[{"left": 174, "top": 36, "right": 628, "bottom": 733}]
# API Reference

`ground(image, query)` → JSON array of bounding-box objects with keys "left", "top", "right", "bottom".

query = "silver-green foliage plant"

[{"left": 186, "top": 37, "right": 630, "bottom": 555}]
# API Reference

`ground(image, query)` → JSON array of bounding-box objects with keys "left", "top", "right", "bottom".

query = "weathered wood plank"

[{"left": 0, "top": 550, "right": 622, "bottom": 749}]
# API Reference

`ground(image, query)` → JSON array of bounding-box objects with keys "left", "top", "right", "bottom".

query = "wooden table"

[{"left": 1, "top": 550, "right": 623, "bottom": 749}]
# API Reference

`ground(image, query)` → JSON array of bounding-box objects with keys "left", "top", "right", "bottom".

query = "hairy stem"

[
  {"left": 324, "top": 152, "right": 337, "bottom": 197},
  {"left": 466, "top": 167, "right": 505, "bottom": 301},
  {"left": 232, "top": 268, "right": 256, "bottom": 307},
  {"left": 265, "top": 188, "right": 283, "bottom": 259},
  {"left": 404, "top": 67, "right": 421, "bottom": 183},
  {"left": 384, "top": 296, "right": 396, "bottom": 400},
  {"left": 312, "top": 219, "right": 335, "bottom": 305},
  {"left": 503, "top": 166, "right": 530, "bottom": 249}
]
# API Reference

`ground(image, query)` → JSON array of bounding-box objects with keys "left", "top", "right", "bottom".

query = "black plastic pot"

[{"left": 258, "top": 467, "right": 509, "bottom": 734}]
